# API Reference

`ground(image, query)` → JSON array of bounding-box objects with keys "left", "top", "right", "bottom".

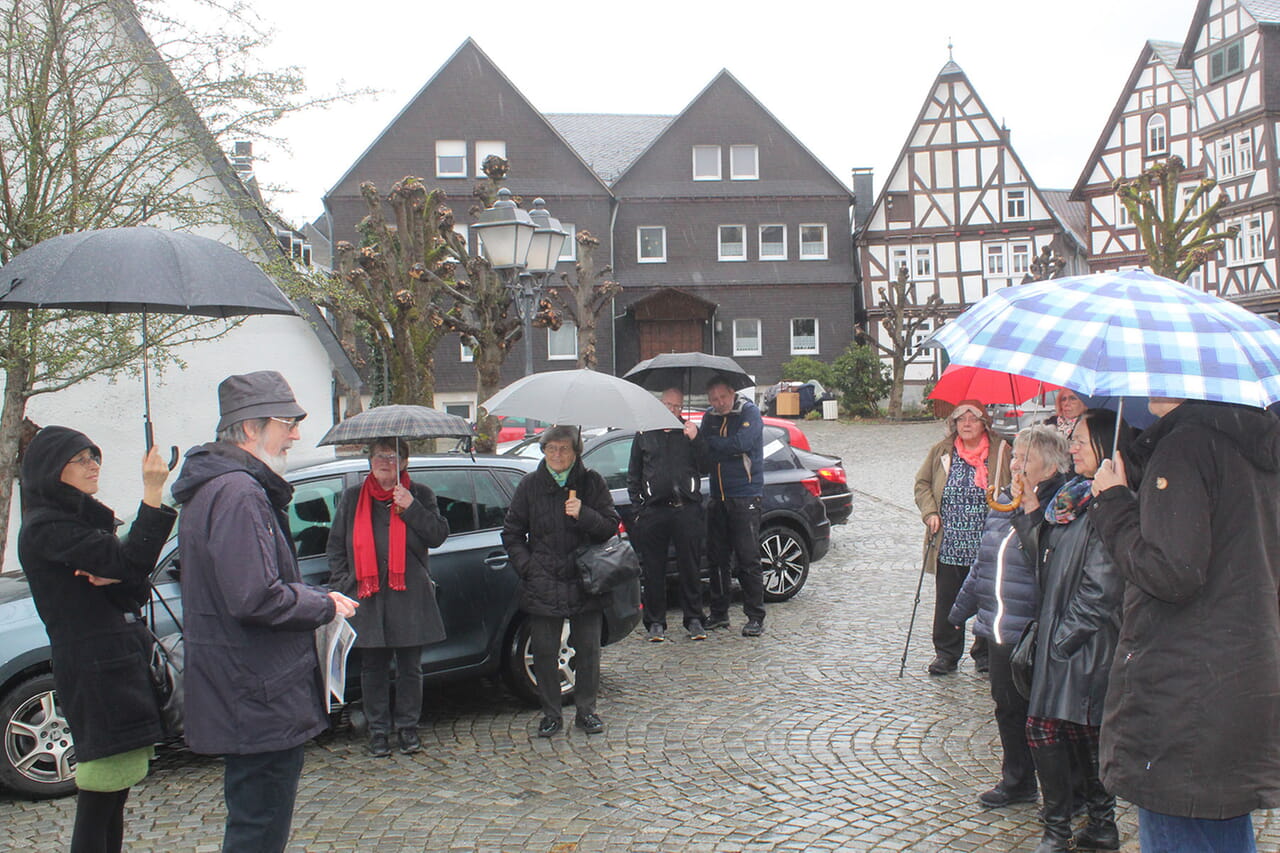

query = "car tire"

[
  {"left": 501, "top": 618, "right": 576, "bottom": 706},
  {"left": 0, "top": 672, "right": 77, "bottom": 799},
  {"left": 760, "top": 525, "right": 810, "bottom": 602}
]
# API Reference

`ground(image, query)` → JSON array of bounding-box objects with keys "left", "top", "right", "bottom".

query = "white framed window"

[
  {"left": 800, "top": 224, "right": 828, "bottom": 259},
  {"left": 759, "top": 225, "right": 786, "bottom": 260},
  {"left": 1115, "top": 196, "right": 1132, "bottom": 226},
  {"left": 692, "top": 145, "right": 721, "bottom": 180},
  {"left": 1218, "top": 137, "right": 1236, "bottom": 179},
  {"left": 1004, "top": 188, "right": 1028, "bottom": 221},
  {"left": 445, "top": 403, "right": 472, "bottom": 420},
  {"left": 732, "top": 318, "right": 762, "bottom": 357},
  {"left": 1187, "top": 268, "right": 1205, "bottom": 291},
  {"left": 790, "top": 318, "right": 818, "bottom": 355},
  {"left": 1236, "top": 131, "right": 1254, "bottom": 174},
  {"left": 986, "top": 244, "right": 1006, "bottom": 276},
  {"left": 474, "top": 141, "right": 506, "bottom": 177},
  {"left": 730, "top": 144, "right": 759, "bottom": 180},
  {"left": 890, "top": 247, "right": 909, "bottom": 278},
  {"left": 718, "top": 225, "right": 746, "bottom": 261},
  {"left": 1227, "top": 216, "right": 1264, "bottom": 265},
  {"left": 637, "top": 226, "right": 666, "bottom": 263},
  {"left": 547, "top": 321, "right": 578, "bottom": 360},
  {"left": 1180, "top": 185, "right": 1202, "bottom": 217},
  {"left": 1011, "top": 242, "right": 1032, "bottom": 276},
  {"left": 1146, "top": 115, "right": 1168, "bottom": 155},
  {"left": 435, "top": 140, "right": 466, "bottom": 178},
  {"left": 460, "top": 341, "right": 474, "bottom": 362},
  {"left": 558, "top": 223, "right": 577, "bottom": 261},
  {"left": 447, "top": 224, "right": 470, "bottom": 260},
  {"left": 913, "top": 246, "right": 933, "bottom": 279},
  {"left": 910, "top": 320, "right": 934, "bottom": 356}
]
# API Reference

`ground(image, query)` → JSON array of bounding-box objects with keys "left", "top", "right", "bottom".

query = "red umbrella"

[{"left": 928, "top": 364, "right": 1060, "bottom": 405}]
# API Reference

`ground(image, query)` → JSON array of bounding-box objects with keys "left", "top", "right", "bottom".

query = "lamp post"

[{"left": 474, "top": 190, "right": 567, "bottom": 435}]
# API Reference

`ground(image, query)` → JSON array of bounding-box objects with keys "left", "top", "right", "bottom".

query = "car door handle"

[{"left": 484, "top": 552, "right": 509, "bottom": 570}]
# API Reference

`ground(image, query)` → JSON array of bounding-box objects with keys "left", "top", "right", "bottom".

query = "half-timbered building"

[{"left": 856, "top": 60, "right": 1087, "bottom": 391}]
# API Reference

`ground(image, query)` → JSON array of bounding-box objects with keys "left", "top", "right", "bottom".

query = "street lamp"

[{"left": 472, "top": 187, "right": 535, "bottom": 270}]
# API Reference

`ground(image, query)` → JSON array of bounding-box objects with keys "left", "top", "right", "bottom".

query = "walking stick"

[{"left": 899, "top": 533, "right": 939, "bottom": 678}]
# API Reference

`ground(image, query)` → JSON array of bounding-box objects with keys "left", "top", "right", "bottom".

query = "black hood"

[
  {"left": 20, "top": 426, "right": 101, "bottom": 516},
  {"left": 1135, "top": 400, "right": 1280, "bottom": 475},
  {"left": 171, "top": 441, "right": 294, "bottom": 509}
]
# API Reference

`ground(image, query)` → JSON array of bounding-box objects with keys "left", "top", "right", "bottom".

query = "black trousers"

[
  {"left": 361, "top": 645, "right": 424, "bottom": 735},
  {"left": 933, "top": 561, "right": 988, "bottom": 662},
  {"left": 707, "top": 496, "right": 765, "bottom": 623},
  {"left": 529, "top": 612, "right": 600, "bottom": 721},
  {"left": 222, "top": 744, "right": 305, "bottom": 853},
  {"left": 988, "top": 639, "right": 1036, "bottom": 792},
  {"left": 70, "top": 788, "right": 129, "bottom": 853},
  {"left": 633, "top": 502, "right": 705, "bottom": 629}
]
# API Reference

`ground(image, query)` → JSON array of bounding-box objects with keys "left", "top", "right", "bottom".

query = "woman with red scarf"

[
  {"left": 327, "top": 438, "right": 448, "bottom": 757},
  {"left": 914, "top": 399, "right": 1012, "bottom": 675}
]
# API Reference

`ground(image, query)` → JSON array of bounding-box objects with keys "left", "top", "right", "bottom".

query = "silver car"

[{"left": 990, "top": 389, "right": 1059, "bottom": 440}]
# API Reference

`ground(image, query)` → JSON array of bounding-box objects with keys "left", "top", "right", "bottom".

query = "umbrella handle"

[{"left": 144, "top": 419, "right": 180, "bottom": 470}]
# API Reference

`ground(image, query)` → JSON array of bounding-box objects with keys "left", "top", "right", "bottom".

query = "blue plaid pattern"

[{"left": 929, "top": 270, "right": 1280, "bottom": 408}]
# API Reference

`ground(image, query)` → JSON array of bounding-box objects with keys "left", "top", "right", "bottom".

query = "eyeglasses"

[
  {"left": 370, "top": 453, "right": 400, "bottom": 462},
  {"left": 954, "top": 414, "right": 983, "bottom": 424},
  {"left": 269, "top": 416, "right": 303, "bottom": 429},
  {"left": 1068, "top": 438, "right": 1086, "bottom": 449},
  {"left": 543, "top": 444, "right": 575, "bottom": 455},
  {"left": 67, "top": 451, "right": 101, "bottom": 468}
]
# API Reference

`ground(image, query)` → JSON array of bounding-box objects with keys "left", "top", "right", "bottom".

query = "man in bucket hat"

[{"left": 171, "top": 371, "right": 358, "bottom": 852}]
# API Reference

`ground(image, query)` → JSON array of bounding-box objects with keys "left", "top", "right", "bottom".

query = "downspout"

[{"left": 609, "top": 197, "right": 620, "bottom": 375}]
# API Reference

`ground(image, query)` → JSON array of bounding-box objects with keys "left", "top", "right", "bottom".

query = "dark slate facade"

[{"left": 320, "top": 41, "right": 856, "bottom": 409}]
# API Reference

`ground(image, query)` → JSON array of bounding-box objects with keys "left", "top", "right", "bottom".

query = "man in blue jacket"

[
  {"left": 700, "top": 376, "right": 766, "bottom": 637},
  {"left": 172, "top": 371, "right": 358, "bottom": 853}
]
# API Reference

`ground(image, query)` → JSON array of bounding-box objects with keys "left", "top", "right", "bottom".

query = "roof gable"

[
  {"left": 611, "top": 69, "right": 852, "bottom": 199},
  {"left": 1179, "top": 0, "right": 1280, "bottom": 66},
  {"left": 544, "top": 114, "right": 673, "bottom": 185}
]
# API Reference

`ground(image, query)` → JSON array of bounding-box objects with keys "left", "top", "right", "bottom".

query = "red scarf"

[
  {"left": 954, "top": 434, "right": 991, "bottom": 491},
  {"left": 353, "top": 470, "right": 409, "bottom": 599}
]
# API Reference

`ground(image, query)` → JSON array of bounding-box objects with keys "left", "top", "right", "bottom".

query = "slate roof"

[
  {"left": 544, "top": 113, "right": 674, "bottom": 185},
  {"left": 1041, "top": 189, "right": 1088, "bottom": 247},
  {"left": 1242, "top": 0, "right": 1280, "bottom": 23},
  {"left": 1148, "top": 40, "right": 1196, "bottom": 97}
]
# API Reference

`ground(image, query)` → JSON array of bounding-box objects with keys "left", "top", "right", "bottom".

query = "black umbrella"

[
  {"left": 623, "top": 351, "right": 754, "bottom": 395},
  {"left": 0, "top": 227, "right": 298, "bottom": 456},
  {"left": 317, "top": 405, "right": 473, "bottom": 446}
]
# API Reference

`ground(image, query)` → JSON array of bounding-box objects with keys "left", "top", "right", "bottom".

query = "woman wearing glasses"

[
  {"left": 327, "top": 438, "right": 449, "bottom": 757},
  {"left": 18, "top": 428, "right": 176, "bottom": 853},
  {"left": 914, "top": 399, "right": 1012, "bottom": 675}
]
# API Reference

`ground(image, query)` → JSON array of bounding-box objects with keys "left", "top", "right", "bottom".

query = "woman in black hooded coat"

[{"left": 17, "top": 427, "right": 175, "bottom": 853}]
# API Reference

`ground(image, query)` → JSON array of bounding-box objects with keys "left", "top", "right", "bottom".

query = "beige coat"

[{"left": 913, "top": 432, "right": 1012, "bottom": 574}]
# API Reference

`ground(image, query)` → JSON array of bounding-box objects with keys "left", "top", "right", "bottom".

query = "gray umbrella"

[
  {"left": 317, "top": 405, "right": 473, "bottom": 446},
  {"left": 0, "top": 227, "right": 298, "bottom": 454},
  {"left": 482, "top": 369, "right": 681, "bottom": 432},
  {"left": 623, "top": 351, "right": 754, "bottom": 394}
]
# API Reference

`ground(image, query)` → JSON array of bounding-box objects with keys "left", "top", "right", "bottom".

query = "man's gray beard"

[{"left": 254, "top": 437, "right": 288, "bottom": 476}]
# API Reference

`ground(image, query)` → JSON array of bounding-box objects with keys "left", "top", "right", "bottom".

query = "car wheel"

[
  {"left": 0, "top": 673, "right": 77, "bottom": 799},
  {"left": 501, "top": 618, "right": 576, "bottom": 706},
  {"left": 760, "top": 525, "right": 810, "bottom": 602}
]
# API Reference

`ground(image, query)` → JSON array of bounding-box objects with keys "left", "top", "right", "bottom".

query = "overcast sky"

[{"left": 247, "top": 0, "right": 1203, "bottom": 227}]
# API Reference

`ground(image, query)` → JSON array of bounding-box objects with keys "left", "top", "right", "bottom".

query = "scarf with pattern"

[{"left": 1046, "top": 475, "right": 1094, "bottom": 525}]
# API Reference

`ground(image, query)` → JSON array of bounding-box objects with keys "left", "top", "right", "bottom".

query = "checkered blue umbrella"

[{"left": 927, "top": 269, "right": 1280, "bottom": 408}]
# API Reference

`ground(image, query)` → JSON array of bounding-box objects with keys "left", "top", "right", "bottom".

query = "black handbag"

[
  {"left": 1010, "top": 619, "right": 1038, "bottom": 701},
  {"left": 147, "top": 630, "right": 184, "bottom": 737},
  {"left": 574, "top": 534, "right": 641, "bottom": 596}
]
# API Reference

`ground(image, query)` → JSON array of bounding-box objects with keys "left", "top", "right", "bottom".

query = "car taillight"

[
  {"left": 617, "top": 520, "right": 627, "bottom": 535},
  {"left": 801, "top": 476, "right": 821, "bottom": 497},
  {"left": 1002, "top": 408, "right": 1022, "bottom": 417},
  {"left": 816, "top": 466, "right": 846, "bottom": 485}
]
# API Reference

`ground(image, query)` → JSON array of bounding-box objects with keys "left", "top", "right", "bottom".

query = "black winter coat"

[
  {"left": 326, "top": 480, "right": 449, "bottom": 648},
  {"left": 502, "top": 459, "right": 619, "bottom": 617},
  {"left": 17, "top": 426, "right": 177, "bottom": 763},
  {"left": 171, "top": 443, "right": 335, "bottom": 756},
  {"left": 949, "top": 492, "right": 1039, "bottom": 645},
  {"left": 1013, "top": 479, "right": 1123, "bottom": 727},
  {"left": 1092, "top": 401, "right": 1280, "bottom": 819},
  {"left": 627, "top": 426, "right": 705, "bottom": 507}
]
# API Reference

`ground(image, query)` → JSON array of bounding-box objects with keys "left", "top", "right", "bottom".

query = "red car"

[
  {"left": 681, "top": 410, "right": 811, "bottom": 451},
  {"left": 494, "top": 416, "right": 545, "bottom": 443}
]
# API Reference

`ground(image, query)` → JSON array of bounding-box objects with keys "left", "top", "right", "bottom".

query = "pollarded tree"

[
  {"left": 1114, "top": 155, "right": 1237, "bottom": 282},
  {"left": 858, "top": 264, "right": 944, "bottom": 420},
  {"left": 543, "top": 229, "right": 620, "bottom": 370}
]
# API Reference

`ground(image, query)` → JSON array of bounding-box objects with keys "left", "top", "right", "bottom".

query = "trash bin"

[{"left": 822, "top": 399, "right": 838, "bottom": 420}]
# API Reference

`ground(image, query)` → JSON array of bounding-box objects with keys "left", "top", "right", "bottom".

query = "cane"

[{"left": 899, "top": 533, "right": 939, "bottom": 678}]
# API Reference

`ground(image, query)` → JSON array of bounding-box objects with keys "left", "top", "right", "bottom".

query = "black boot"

[
  {"left": 1031, "top": 742, "right": 1076, "bottom": 853},
  {"left": 1072, "top": 738, "right": 1119, "bottom": 850}
]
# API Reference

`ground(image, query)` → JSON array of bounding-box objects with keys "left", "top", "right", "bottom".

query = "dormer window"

[
  {"left": 1209, "top": 39, "right": 1244, "bottom": 83},
  {"left": 1146, "top": 115, "right": 1167, "bottom": 156},
  {"left": 693, "top": 145, "right": 721, "bottom": 180},
  {"left": 1004, "top": 188, "right": 1028, "bottom": 221},
  {"left": 730, "top": 145, "right": 758, "bottom": 180}
]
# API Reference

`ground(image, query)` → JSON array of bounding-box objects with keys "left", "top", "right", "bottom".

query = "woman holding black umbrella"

[{"left": 18, "top": 428, "right": 176, "bottom": 853}]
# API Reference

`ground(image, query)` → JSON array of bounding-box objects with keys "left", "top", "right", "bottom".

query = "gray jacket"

[{"left": 172, "top": 443, "right": 335, "bottom": 756}]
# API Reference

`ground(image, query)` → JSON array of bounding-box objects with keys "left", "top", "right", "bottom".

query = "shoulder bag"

[
  {"left": 574, "top": 534, "right": 641, "bottom": 596},
  {"left": 1010, "top": 619, "right": 1038, "bottom": 701}
]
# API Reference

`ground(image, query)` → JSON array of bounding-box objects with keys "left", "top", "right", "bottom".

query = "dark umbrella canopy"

[
  {"left": 318, "top": 405, "right": 473, "bottom": 446},
  {"left": 623, "top": 352, "right": 753, "bottom": 393},
  {"left": 0, "top": 227, "right": 297, "bottom": 317}
]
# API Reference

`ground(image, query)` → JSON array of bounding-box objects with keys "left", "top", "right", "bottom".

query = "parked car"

[
  {"left": 792, "top": 445, "right": 851, "bottom": 525},
  {"left": 682, "top": 410, "right": 811, "bottom": 450},
  {"left": 991, "top": 389, "right": 1059, "bottom": 439},
  {"left": 494, "top": 416, "right": 546, "bottom": 443},
  {"left": 566, "top": 427, "right": 831, "bottom": 602},
  {"left": 0, "top": 452, "right": 641, "bottom": 799}
]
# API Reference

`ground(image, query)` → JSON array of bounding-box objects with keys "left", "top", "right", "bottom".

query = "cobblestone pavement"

[{"left": 2, "top": 419, "right": 1277, "bottom": 851}]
